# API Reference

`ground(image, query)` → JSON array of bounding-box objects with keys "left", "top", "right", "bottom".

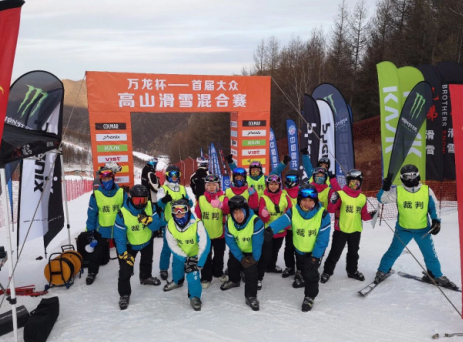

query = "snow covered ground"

[{"left": 0, "top": 193, "right": 462, "bottom": 342}]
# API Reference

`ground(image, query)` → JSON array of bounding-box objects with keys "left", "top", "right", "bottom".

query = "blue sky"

[{"left": 11, "top": 0, "right": 378, "bottom": 81}]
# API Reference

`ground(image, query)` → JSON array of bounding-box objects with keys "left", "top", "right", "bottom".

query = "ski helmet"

[
  {"left": 171, "top": 198, "right": 191, "bottom": 227},
  {"left": 129, "top": 184, "right": 149, "bottom": 209},
  {"left": 297, "top": 184, "right": 319, "bottom": 208},
  {"left": 266, "top": 174, "right": 281, "bottom": 193},
  {"left": 228, "top": 195, "right": 249, "bottom": 222},
  {"left": 400, "top": 164, "right": 420, "bottom": 187},
  {"left": 232, "top": 167, "right": 247, "bottom": 187},
  {"left": 98, "top": 167, "right": 115, "bottom": 190},
  {"left": 249, "top": 161, "right": 263, "bottom": 177},
  {"left": 346, "top": 169, "right": 363, "bottom": 189},
  {"left": 196, "top": 157, "right": 209, "bottom": 169},
  {"left": 285, "top": 170, "right": 300, "bottom": 188},
  {"left": 147, "top": 157, "right": 158, "bottom": 168},
  {"left": 165, "top": 165, "right": 181, "bottom": 183},
  {"left": 312, "top": 167, "right": 328, "bottom": 185},
  {"left": 104, "top": 161, "right": 122, "bottom": 173},
  {"left": 205, "top": 174, "right": 220, "bottom": 193},
  {"left": 318, "top": 157, "right": 330, "bottom": 169}
]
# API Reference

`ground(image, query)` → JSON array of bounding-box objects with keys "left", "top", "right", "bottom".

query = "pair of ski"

[{"left": 358, "top": 271, "right": 461, "bottom": 297}]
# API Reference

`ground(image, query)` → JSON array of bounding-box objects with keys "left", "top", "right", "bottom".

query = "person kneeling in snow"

[
  {"left": 164, "top": 198, "right": 211, "bottom": 311},
  {"left": 114, "top": 185, "right": 165, "bottom": 310}
]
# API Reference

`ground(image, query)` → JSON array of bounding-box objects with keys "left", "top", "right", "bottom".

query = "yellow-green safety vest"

[
  {"left": 198, "top": 195, "right": 225, "bottom": 239},
  {"left": 94, "top": 188, "right": 124, "bottom": 227},
  {"left": 282, "top": 189, "right": 297, "bottom": 231},
  {"left": 121, "top": 202, "right": 153, "bottom": 246},
  {"left": 292, "top": 207, "right": 324, "bottom": 253},
  {"left": 397, "top": 185, "right": 429, "bottom": 229},
  {"left": 167, "top": 218, "right": 200, "bottom": 257},
  {"left": 309, "top": 175, "right": 331, "bottom": 187},
  {"left": 318, "top": 187, "right": 330, "bottom": 210},
  {"left": 162, "top": 185, "right": 187, "bottom": 222},
  {"left": 338, "top": 191, "right": 366, "bottom": 233},
  {"left": 247, "top": 175, "right": 266, "bottom": 199},
  {"left": 262, "top": 194, "right": 289, "bottom": 232},
  {"left": 225, "top": 188, "right": 250, "bottom": 201},
  {"left": 227, "top": 216, "right": 255, "bottom": 253}
]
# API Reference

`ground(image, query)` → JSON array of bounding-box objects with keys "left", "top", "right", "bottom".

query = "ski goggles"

[
  {"left": 131, "top": 196, "right": 148, "bottom": 206},
  {"left": 299, "top": 187, "right": 318, "bottom": 199},
  {"left": 318, "top": 157, "right": 330, "bottom": 165},
  {"left": 285, "top": 174, "right": 299, "bottom": 182},
  {"left": 99, "top": 170, "right": 114, "bottom": 179},
  {"left": 205, "top": 174, "right": 220, "bottom": 183},
  {"left": 172, "top": 204, "right": 189, "bottom": 214},
  {"left": 233, "top": 167, "right": 247, "bottom": 178},
  {"left": 313, "top": 167, "right": 327, "bottom": 177},
  {"left": 267, "top": 175, "right": 281, "bottom": 184},
  {"left": 249, "top": 161, "right": 262, "bottom": 168},
  {"left": 167, "top": 170, "right": 180, "bottom": 178},
  {"left": 348, "top": 170, "right": 363, "bottom": 179},
  {"left": 402, "top": 172, "right": 419, "bottom": 180}
]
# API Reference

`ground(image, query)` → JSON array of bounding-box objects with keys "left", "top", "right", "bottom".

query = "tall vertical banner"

[
  {"left": 397, "top": 66, "right": 426, "bottom": 181},
  {"left": 417, "top": 64, "right": 443, "bottom": 181},
  {"left": 301, "top": 94, "right": 321, "bottom": 170},
  {"left": 208, "top": 144, "right": 212, "bottom": 173},
  {"left": 448, "top": 84, "right": 463, "bottom": 317},
  {"left": 215, "top": 141, "right": 230, "bottom": 190},
  {"left": 269, "top": 128, "right": 279, "bottom": 172},
  {"left": 312, "top": 84, "right": 355, "bottom": 187},
  {"left": 0, "top": 0, "right": 25, "bottom": 147},
  {"left": 286, "top": 120, "right": 299, "bottom": 172},
  {"left": 316, "top": 99, "right": 336, "bottom": 175}
]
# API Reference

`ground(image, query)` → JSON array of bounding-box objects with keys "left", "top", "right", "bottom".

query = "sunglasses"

[
  {"left": 172, "top": 205, "right": 189, "bottom": 214},
  {"left": 402, "top": 172, "right": 419, "bottom": 180},
  {"left": 299, "top": 188, "right": 318, "bottom": 199},
  {"left": 132, "top": 197, "right": 148, "bottom": 206},
  {"left": 99, "top": 170, "right": 114, "bottom": 178}
]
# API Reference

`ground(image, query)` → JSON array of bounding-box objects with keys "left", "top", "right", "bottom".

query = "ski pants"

[
  {"left": 257, "top": 239, "right": 272, "bottom": 280},
  {"left": 284, "top": 230, "right": 296, "bottom": 270},
  {"left": 201, "top": 238, "right": 226, "bottom": 282},
  {"left": 268, "top": 236, "right": 284, "bottom": 271},
  {"left": 323, "top": 230, "right": 361, "bottom": 276},
  {"left": 378, "top": 227, "right": 442, "bottom": 277},
  {"left": 228, "top": 252, "right": 258, "bottom": 298},
  {"left": 159, "top": 226, "right": 172, "bottom": 271},
  {"left": 296, "top": 252, "right": 320, "bottom": 299},
  {"left": 172, "top": 256, "right": 201, "bottom": 298},
  {"left": 88, "top": 231, "right": 110, "bottom": 275},
  {"left": 118, "top": 240, "right": 154, "bottom": 296}
]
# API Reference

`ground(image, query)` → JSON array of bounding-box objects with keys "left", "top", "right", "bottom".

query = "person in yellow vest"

[
  {"left": 220, "top": 195, "right": 264, "bottom": 311},
  {"left": 257, "top": 174, "right": 292, "bottom": 289},
  {"left": 309, "top": 167, "right": 340, "bottom": 210},
  {"left": 114, "top": 185, "right": 165, "bottom": 310},
  {"left": 224, "top": 167, "right": 259, "bottom": 210},
  {"left": 157, "top": 165, "right": 194, "bottom": 281},
  {"left": 85, "top": 167, "right": 127, "bottom": 285},
  {"left": 264, "top": 184, "right": 331, "bottom": 312},
  {"left": 194, "top": 174, "right": 230, "bottom": 288},
  {"left": 300, "top": 147, "right": 333, "bottom": 187},
  {"left": 374, "top": 165, "right": 456, "bottom": 288},
  {"left": 320, "top": 169, "right": 376, "bottom": 284},
  {"left": 164, "top": 198, "right": 211, "bottom": 311}
]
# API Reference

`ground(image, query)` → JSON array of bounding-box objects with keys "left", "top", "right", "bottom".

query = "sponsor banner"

[
  {"left": 242, "top": 139, "right": 266, "bottom": 146},
  {"left": 241, "top": 158, "right": 266, "bottom": 166},
  {"left": 230, "top": 130, "right": 238, "bottom": 138},
  {"left": 230, "top": 121, "right": 238, "bottom": 128},
  {"left": 230, "top": 149, "right": 238, "bottom": 156},
  {"left": 301, "top": 94, "right": 321, "bottom": 170},
  {"left": 95, "top": 122, "right": 127, "bottom": 130},
  {"left": 231, "top": 139, "right": 238, "bottom": 147},
  {"left": 115, "top": 176, "right": 130, "bottom": 184},
  {"left": 97, "top": 155, "right": 129, "bottom": 163},
  {"left": 97, "top": 144, "right": 128, "bottom": 152},
  {"left": 242, "top": 149, "right": 266, "bottom": 156},
  {"left": 286, "top": 120, "right": 299, "bottom": 171},
  {"left": 96, "top": 133, "right": 127, "bottom": 141},
  {"left": 215, "top": 141, "right": 228, "bottom": 176},
  {"left": 269, "top": 128, "right": 279, "bottom": 172},
  {"left": 242, "top": 129, "right": 266, "bottom": 137},
  {"left": 316, "top": 100, "right": 336, "bottom": 175},
  {"left": 242, "top": 120, "right": 266, "bottom": 127}
]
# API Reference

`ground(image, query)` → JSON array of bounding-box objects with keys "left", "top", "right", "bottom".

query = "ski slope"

[{"left": 0, "top": 193, "right": 462, "bottom": 342}]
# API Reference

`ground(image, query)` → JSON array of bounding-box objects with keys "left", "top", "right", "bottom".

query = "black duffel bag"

[
  {"left": 24, "top": 297, "right": 59, "bottom": 342},
  {"left": 76, "top": 231, "right": 110, "bottom": 267}
]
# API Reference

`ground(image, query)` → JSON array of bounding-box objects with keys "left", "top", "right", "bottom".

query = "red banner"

[{"left": 0, "top": 0, "right": 24, "bottom": 148}]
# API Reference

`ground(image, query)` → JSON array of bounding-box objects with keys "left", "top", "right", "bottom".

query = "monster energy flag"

[
  {"left": 1, "top": 71, "right": 64, "bottom": 249},
  {"left": 388, "top": 82, "right": 432, "bottom": 179},
  {"left": 301, "top": 94, "right": 321, "bottom": 172},
  {"left": 316, "top": 99, "right": 336, "bottom": 175}
]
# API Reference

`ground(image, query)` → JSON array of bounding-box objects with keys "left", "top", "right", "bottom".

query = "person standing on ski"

[
  {"left": 264, "top": 184, "right": 331, "bottom": 312},
  {"left": 164, "top": 198, "right": 210, "bottom": 311},
  {"left": 220, "top": 196, "right": 264, "bottom": 311},
  {"left": 114, "top": 185, "right": 165, "bottom": 310},
  {"left": 85, "top": 166, "right": 127, "bottom": 286},
  {"left": 374, "top": 165, "right": 456, "bottom": 288},
  {"left": 320, "top": 169, "right": 375, "bottom": 284},
  {"left": 190, "top": 157, "right": 210, "bottom": 201},
  {"left": 195, "top": 174, "right": 229, "bottom": 288}
]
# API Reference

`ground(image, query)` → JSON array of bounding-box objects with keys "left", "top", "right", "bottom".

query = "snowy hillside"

[{"left": 0, "top": 192, "right": 462, "bottom": 342}]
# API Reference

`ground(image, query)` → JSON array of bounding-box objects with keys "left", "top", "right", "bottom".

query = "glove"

[
  {"left": 307, "top": 257, "right": 320, "bottom": 271},
  {"left": 119, "top": 251, "right": 135, "bottom": 267},
  {"left": 330, "top": 191, "right": 340, "bottom": 204},
  {"left": 261, "top": 207, "right": 270, "bottom": 218},
  {"left": 248, "top": 186, "right": 256, "bottom": 195},
  {"left": 225, "top": 154, "right": 234, "bottom": 164},
  {"left": 211, "top": 199, "right": 223, "bottom": 209},
  {"left": 283, "top": 155, "right": 291, "bottom": 165},
  {"left": 430, "top": 219, "right": 441, "bottom": 235},
  {"left": 264, "top": 227, "right": 274, "bottom": 242},
  {"left": 382, "top": 172, "right": 393, "bottom": 192},
  {"left": 161, "top": 193, "right": 172, "bottom": 204},
  {"left": 300, "top": 147, "right": 309, "bottom": 156},
  {"left": 138, "top": 212, "right": 153, "bottom": 226},
  {"left": 185, "top": 256, "right": 199, "bottom": 273},
  {"left": 240, "top": 256, "right": 257, "bottom": 268},
  {"left": 369, "top": 210, "right": 377, "bottom": 218},
  {"left": 328, "top": 171, "right": 335, "bottom": 179}
]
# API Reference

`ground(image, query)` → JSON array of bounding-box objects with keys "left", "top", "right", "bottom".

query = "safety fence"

[{"left": 64, "top": 175, "right": 94, "bottom": 201}]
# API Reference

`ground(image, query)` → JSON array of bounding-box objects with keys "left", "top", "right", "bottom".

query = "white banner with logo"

[{"left": 317, "top": 100, "right": 336, "bottom": 174}]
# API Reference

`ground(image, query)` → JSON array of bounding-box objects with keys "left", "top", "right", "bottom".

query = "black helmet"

[
  {"left": 318, "top": 157, "right": 330, "bottom": 169},
  {"left": 297, "top": 184, "right": 319, "bottom": 208},
  {"left": 165, "top": 165, "right": 181, "bottom": 183},
  {"left": 346, "top": 169, "right": 363, "bottom": 188},
  {"left": 312, "top": 167, "right": 328, "bottom": 185},
  {"left": 129, "top": 185, "right": 149, "bottom": 209},
  {"left": 228, "top": 195, "right": 249, "bottom": 219},
  {"left": 285, "top": 169, "right": 300, "bottom": 188},
  {"left": 166, "top": 165, "right": 180, "bottom": 173},
  {"left": 400, "top": 164, "right": 420, "bottom": 187}
]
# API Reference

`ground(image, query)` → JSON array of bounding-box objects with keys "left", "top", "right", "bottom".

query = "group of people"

[{"left": 84, "top": 151, "right": 455, "bottom": 312}]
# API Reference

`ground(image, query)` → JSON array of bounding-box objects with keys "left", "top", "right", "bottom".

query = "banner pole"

[
  {"left": 1, "top": 167, "right": 18, "bottom": 342},
  {"left": 60, "top": 154, "right": 72, "bottom": 245}
]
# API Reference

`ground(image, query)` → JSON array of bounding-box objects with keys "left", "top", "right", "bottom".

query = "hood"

[{"left": 231, "top": 208, "right": 254, "bottom": 230}]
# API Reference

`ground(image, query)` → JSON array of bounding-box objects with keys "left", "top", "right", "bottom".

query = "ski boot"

[
  {"left": 190, "top": 297, "right": 202, "bottom": 311},
  {"left": 201, "top": 280, "right": 211, "bottom": 289},
  {"left": 347, "top": 271, "right": 365, "bottom": 281},
  {"left": 140, "top": 277, "right": 161, "bottom": 286},
  {"left": 86, "top": 273, "right": 96, "bottom": 285},
  {"left": 160, "top": 270, "right": 168, "bottom": 281},
  {"left": 245, "top": 297, "right": 260, "bottom": 311},
  {"left": 217, "top": 274, "right": 228, "bottom": 282},
  {"left": 282, "top": 267, "right": 295, "bottom": 278},
  {"left": 301, "top": 297, "right": 314, "bottom": 312},
  {"left": 163, "top": 280, "right": 183, "bottom": 292},
  {"left": 266, "top": 265, "right": 283, "bottom": 273},
  {"left": 257, "top": 280, "right": 262, "bottom": 290},
  {"left": 119, "top": 295, "right": 130, "bottom": 310},
  {"left": 374, "top": 270, "right": 390, "bottom": 283},
  {"left": 292, "top": 271, "right": 305, "bottom": 288},
  {"left": 220, "top": 281, "right": 240, "bottom": 291},
  {"left": 320, "top": 273, "right": 330, "bottom": 284},
  {"left": 422, "top": 271, "right": 459, "bottom": 290}
]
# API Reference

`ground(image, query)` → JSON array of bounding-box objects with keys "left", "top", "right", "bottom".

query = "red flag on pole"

[{"left": 0, "top": 0, "right": 25, "bottom": 148}]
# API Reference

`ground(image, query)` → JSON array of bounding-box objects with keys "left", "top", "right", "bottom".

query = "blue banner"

[
  {"left": 269, "top": 128, "right": 279, "bottom": 172},
  {"left": 200, "top": 147, "right": 204, "bottom": 159},
  {"left": 286, "top": 120, "right": 299, "bottom": 171},
  {"left": 210, "top": 143, "right": 221, "bottom": 181},
  {"left": 208, "top": 144, "right": 213, "bottom": 173}
]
